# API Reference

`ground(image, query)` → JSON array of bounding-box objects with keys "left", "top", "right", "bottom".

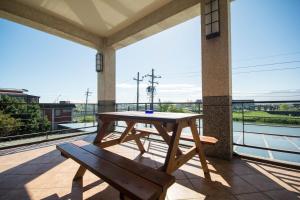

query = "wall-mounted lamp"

[
  {"left": 205, "top": 0, "right": 220, "bottom": 39},
  {"left": 96, "top": 52, "right": 103, "bottom": 72}
]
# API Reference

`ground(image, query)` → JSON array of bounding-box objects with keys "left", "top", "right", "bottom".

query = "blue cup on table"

[{"left": 145, "top": 110, "right": 154, "bottom": 114}]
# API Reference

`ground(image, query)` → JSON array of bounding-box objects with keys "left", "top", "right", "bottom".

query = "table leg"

[
  {"left": 153, "top": 123, "right": 183, "bottom": 156},
  {"left": 189, "top": 119, "right": 211, "bottom": 180},
  {"left": 125, "top": 121, "right": 145, "bottom": 154},
  {"left": 73, "top": 166, "right": 87, "bottom": 182},
  {"left": 162, "top": 123, "right": 183, "bottom": 173},
  {"left": 93, "top": 120, "right": 111, "bottom": 145},
  {"left": 119, "top": 121, "right": 135, "bottom": 142}
]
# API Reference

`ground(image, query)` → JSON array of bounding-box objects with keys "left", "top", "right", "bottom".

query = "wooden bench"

[
  {"left": 57, "top": 140, "right": 175, "bottom": 200},
  {"left": 134, "top": 128, "right": 218, "bottom": 145}
]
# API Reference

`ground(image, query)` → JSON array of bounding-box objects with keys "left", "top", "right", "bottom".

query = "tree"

[
  {"left": 0, "top": 95, "right": 50, "bottom": 136},
  {"left": 158, "top": 104, "right": 189, "bottom": 113},
  {"left": 279, "top": 104, "right": 289, "bottom": 111},
  {"left": 0, "top": 111, "right": 22, "bottom": 136}
]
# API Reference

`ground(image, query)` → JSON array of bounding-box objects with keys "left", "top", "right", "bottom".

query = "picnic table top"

[{"left": 96, "top": 111, "right": 203, "bottom": 123}]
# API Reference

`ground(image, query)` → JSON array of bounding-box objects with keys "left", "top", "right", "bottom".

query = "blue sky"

[{"left": 1, "top": 0, "right": 300, "bottom": 103}]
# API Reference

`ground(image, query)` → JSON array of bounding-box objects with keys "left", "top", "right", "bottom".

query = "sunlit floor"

[{"left": 0, "top": 134, "right": 299, "bottom": 200}]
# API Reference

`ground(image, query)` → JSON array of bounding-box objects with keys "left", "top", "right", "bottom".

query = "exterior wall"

[
  {"left": 201, "top": 0, "right": 232, "bottom": 160},
  {"left": 97, "top": 46, "right": 116, "bottom": 132},
  {"left": 40, "top": 105, "right": 74, "bottom": 130},
  {"left": 97, "top": 46, "right": 116, "bottom": 113}
]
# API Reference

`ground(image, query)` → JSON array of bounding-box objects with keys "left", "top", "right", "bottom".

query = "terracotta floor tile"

[
  {"left": 172, "top": 169, "right": 188, "bottom": 180},
  {"left": 0, "top": 139, "right": 299, "bottom": 200},
  {"left": 167, "top": 179, "right": 206, "bottom": 200},
  {"left": 0, "top": 174, "right": 35, "bottom": 189},
  {"left": 189, "top": 178, "right": 232, "bottom": 196},
  {"left": 236, "top": 192, "right": 271, "bottom": 200},
  {"left": 264, "top": 189, "right": 300, "bottom": 200},
  {"left": 240, "top": 174, "right": 283, "bottom": 192},
  {"left": 224, "top": 176, "right": 259, "bottom": 195}
]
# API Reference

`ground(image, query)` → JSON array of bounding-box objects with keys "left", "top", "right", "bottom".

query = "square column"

[
  {"left": 201, "top": 0, "right": 232, "bottom": 159},
  {"left": 97, "top": 46, "right": 116, "bottom": 113}
]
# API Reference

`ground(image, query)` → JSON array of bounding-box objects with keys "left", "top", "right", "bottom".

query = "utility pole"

[
  {"left": 145, "top": 69, "right": 162, "bottom": 110},
  {"left": 133, "top": 72, "right": 143, "bottom": 111},
  {"left": 84, "top": 88, "right": 92, "bottom": 122}
]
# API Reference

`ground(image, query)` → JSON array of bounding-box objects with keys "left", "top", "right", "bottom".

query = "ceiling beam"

[
  {"left": 106, "top": 0, "right": 201, "bottom": 48},
  {"left": 0, "top": 0, "right": 103, "bottom": 50}
]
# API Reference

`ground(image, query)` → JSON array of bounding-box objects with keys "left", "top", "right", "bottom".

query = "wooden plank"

[
  {"left": 153, "top": 123, "right": 183, "bottom": 156},
  {"left": 72, "top": 141, "right": 175, "bottom": 190},
  {"left": 96, "top": 111, "right": 203, "bottom": 123},
  {"left": 119, "top": 121, "right": 135, "bottom": 143},
  {"left": 163, "top": 123, "right": 183, "bottom": 173},
  {"left": 135, "top": 128, "right": 218, "bottom": 145},
  {"left": 73, "top": 166, "right": 87, "bottom": 181},
  {"left": 93, "top": 121, "right": 111, "bottom": 144},
  {"left": 126, "top": 121, "right": 145, "bottom": 153},
  {"left": 134, "top": 137, "right": 146, "bottom": 153},
  {"left": 173, "top": 147, "right": 197, "bottom": 171},
  {"left": 57, "top": 143, "right": 161, "bottom": 200},
  {"left": 100, "top": 132, "right": 150, "bottom": 148},
  {"left": 181, "top": 135, "right": 218, "bottom": 145},
  {"left": 189, "top": 119, "right": 211, "bottom": 179}
]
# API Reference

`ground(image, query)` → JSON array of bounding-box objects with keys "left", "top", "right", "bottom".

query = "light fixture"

[
  {"left": 205, "top": 0, "right": 220, "bottom": 39},
  {"left": 96, "top": 52, "right": 103, "bottom": 72}
]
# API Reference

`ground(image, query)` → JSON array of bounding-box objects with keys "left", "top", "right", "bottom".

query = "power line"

[
  {"left": 234, "top": 60, "right": 300, "bottom": 69},
  {"left": 159, "top": 59, "right": 300, "bottom": 77},
  {"left": 162, "top": 66, "right": 300, "bottom": 77},
  {"left": 233, "top": 66, "right": 300, "bottom": 74},
  {"left": 234, "top": 51, "right": 300, "bottom": 62}
]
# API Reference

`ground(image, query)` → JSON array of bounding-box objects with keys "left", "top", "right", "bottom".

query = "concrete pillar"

[
  {"left": 201, "top": 0, "right": 232, "bottom": 160},
  {"left": 97, "top": 46, "right": 116, "bottom": 113}
]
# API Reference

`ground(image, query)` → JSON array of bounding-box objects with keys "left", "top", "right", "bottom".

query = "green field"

[
  {"left": 73, "top": 115, "right": 95, "bottom": 123},
  {"left": 232, "top": 111, "right": 300, "bottom": 125}
]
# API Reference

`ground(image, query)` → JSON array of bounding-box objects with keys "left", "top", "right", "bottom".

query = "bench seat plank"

[
  {"left": 135, "top": 128, "right": 218, "bottom": 145},
  {"left": 72, "top": 140, "right": 175, "bottom": 190},
  {"left": 57, "top": 143, "right": 161, "bottom": 200}
]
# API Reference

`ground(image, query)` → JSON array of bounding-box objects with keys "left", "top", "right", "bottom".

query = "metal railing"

[
  {"left": 1, "top": 98, "right": 299, "bottom": 164},
  {"left": 116, "top": 101, "right": 300, "bottom": 164},
  {"left": 0, "top": 101, "right": 98, "bottom": 149},
  {"left": 231, "top": 100, "right": 300, "bottom": 157}
]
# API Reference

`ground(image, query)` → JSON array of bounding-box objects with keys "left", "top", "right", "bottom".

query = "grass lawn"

[{"left": 233, "top": 111, "right": 300, "bottom": 125}]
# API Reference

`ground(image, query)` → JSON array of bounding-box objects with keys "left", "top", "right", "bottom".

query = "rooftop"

[{"left": 0, "top": 134, "right": 299, "bottom": 200}]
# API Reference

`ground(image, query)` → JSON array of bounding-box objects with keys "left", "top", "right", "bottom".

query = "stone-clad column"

[
  {"left": 97, "top": 46, "right": 116, "bottom": 113},
  {"left": 201, "top": 0, "right": 232, "bottom": 160}
]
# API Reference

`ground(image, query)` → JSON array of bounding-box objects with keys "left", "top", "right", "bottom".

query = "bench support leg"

[
  {"left": 189, "top": 120, "right": 211, "bottom": 180},
  {"left": 158, "top": 190, "right": 167, "bottom": 200},
  {"left": 125, "top": 121, "right": 145, "bottom": 154},
  {"left": 73, "top": 166, "right": 87, "bottom": 181}
]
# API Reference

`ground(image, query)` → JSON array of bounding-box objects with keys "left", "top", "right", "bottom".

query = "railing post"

[
  {"left": 145, "top": 103, "right": 148, "bottom": 127},
  {"left": 93, "top": 104, "right": 96, "bottom": 126},
  {"left": 51, "top": 108, "right": 55, "bottom": 132},
  {"left": 198, "top": 102, "right": 201, "bottom": 134},
  {"left": 242, "top": 103, "right": 245, "bottom": 145}
]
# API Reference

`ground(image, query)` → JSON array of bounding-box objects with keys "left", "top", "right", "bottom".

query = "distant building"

[
  {"left": 40, "top": 101, "right": 75, "bottom": 129},
  {"left": 0, "top": 88, "right": 39, "bottom": 103}
]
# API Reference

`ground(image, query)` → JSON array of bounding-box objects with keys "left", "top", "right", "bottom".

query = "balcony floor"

[{"left": 0, "top": 134, "right": 299, "bottom": 200}]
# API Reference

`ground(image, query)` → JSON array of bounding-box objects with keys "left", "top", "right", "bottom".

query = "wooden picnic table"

[{"left": 94, "top": 111, "right": 211, "bottom": 179}]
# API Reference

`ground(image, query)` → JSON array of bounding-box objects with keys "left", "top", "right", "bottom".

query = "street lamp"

[
  {"left": 205, "top": 0, "right": 220, "bottom": 39},
  {"left": 96, "top": 52, "right": 103, "bottom": 72}
]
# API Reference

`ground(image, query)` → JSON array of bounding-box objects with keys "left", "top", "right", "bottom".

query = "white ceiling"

[{"left": 16, "top": 0, "right": 172, "bottom": 37}]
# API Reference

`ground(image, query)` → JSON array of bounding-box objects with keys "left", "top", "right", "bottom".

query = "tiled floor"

[{"left": 0, "top": 134, "right": 299, "bottom": 200}]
